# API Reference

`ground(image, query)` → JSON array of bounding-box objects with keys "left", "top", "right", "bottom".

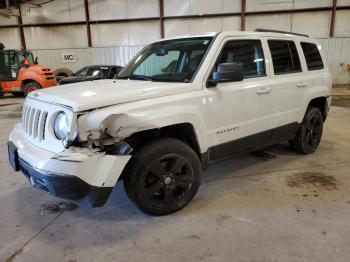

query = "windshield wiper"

[
  {"left": 118, "top": 75, "right": 155, "bottom": 81},
  {"left": 118, "top": 75, "right": 190, "bottom": 83}
]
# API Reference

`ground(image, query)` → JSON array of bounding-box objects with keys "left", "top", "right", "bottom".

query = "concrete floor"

[{"left": 0, "top": 91, "right": 350, "bottom": 262}]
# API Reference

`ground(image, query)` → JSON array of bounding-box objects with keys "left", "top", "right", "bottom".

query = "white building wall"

[
  {"left": 24, "top": 25, "right": 88, "bottom": 49},
  {"left": 246, "top": 0, "right": 333, "bottom": 11},
  {"left": 319, "top": 38, "right": 350, "bottom": 84},
  {"left": 335, "top": 10, "right": 350, "bottom": 37},
  {"left": 246, "top": 14, "right": 291, "bottom": 32},
  {"left": 88, "top": 0, "right": 159, "bottom": 20},
  {"left": 90, "top": 21, "right": 160, "bottom": 47},
  {"left": 164, "top": 17, "right": 240, "bottom": 37},
  {"left": 0, "top": 15, "right": 17, "bottom": 26},
  {"left": 163, "top": 0, "right": 241, "bottom": 16},
  {"left": 246, "top": 12, "right": 332, "bottom": 38},
  {"left": 20, "top": 0, "right": 85, "bottom": 24}
]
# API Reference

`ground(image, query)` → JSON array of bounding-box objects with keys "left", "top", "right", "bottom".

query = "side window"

[
  {"left": 268, "top": 40, "right": 302, "bottom": 75},
  {"left": 108, "top": 67, "right": 118, "bottom": 78},
  {"left": 211, "top": 40, "right": 266, "bottom": 79},
  {"left": 301, "top": 42, "right": 324, "bottom": 71}
]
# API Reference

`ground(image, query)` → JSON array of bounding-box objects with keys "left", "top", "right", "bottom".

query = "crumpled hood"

[{"left": 28, "top": 79, "right": 191, "bottom": 112}]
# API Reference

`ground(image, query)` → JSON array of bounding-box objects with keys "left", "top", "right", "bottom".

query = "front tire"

[
  {"left": 124, "top": 138, "right": 201, "bottom": 216},
  {"left": 289, "top": 107, "right": 324, "bottom": 154}
]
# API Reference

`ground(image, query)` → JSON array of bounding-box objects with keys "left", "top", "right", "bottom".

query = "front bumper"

[{"left": 8, "top": 123, "right": 131, "bottom": 207}]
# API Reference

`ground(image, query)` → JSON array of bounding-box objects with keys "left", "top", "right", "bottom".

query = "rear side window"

[
  {"left": 301, "top": 42, "right": 324, "bottom": 70},
  {"left": 211, "top": 40, "right": 266, "bottom": 79},
  {"left": 268, "top": 40, "right": 302, "bottom": 75}
]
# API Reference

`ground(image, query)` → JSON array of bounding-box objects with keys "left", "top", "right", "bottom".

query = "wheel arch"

[
  {"left": 21, "top": 79, "right": 42, "bottom": 88},
  {"left": 125, "top": 122, "right": 202, "bottom": 157},
  {"left": 307, "top": 96, "right": 329, "bottom": 121}
]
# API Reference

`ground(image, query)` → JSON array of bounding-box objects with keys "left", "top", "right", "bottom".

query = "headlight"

[{"left": 54, "top": 112, "right": 69, "bottom": 140}]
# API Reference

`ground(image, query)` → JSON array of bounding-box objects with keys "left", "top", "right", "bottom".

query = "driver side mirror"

[{"left": 207, "top": 62, "right": 244, "bottom": 87}]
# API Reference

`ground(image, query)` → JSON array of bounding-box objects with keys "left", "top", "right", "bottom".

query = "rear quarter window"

[{"left": 301, "top": 42, "right": 324, "bottom": 71}]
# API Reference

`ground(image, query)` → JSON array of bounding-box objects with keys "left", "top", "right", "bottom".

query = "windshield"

[
  {"left": 75, "top": 66, "right": 109, "bottom": 77},
  {"left": 118, "top": 37, "right": 213, "bottom": 82}
]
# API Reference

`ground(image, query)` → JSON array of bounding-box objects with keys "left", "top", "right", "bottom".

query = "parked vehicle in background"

[
  {"left": 0, "top": 46, "right": 56, "bottom": 97},
  {"left": 58, "top": 65, "right": 123, "bottom": 85},
  {"left": 8, "top": 30, "right": 331, "bottom": 216}
]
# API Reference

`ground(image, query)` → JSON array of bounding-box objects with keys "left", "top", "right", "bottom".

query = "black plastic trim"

[
  {"left": 255, "top": 28, "right": 309, "bottom": 37},
  {"left": 7, "top": 141, "right": 20, "bottom": 171},
  {"left": 206, "top": 122, "right": 299, "bottom": 163},
  {"left": 14, "top": 157, "right": 112, "bottom": 207}
]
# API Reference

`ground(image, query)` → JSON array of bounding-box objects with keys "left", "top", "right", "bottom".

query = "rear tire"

[
  {"left": 24, "top": 82, "right": 41, "bottom": 96},
  {"left": 124, "top": 138, "right": 201, "bottom": 216},
  {"left": 289, "top": 107, "right": 324, "bottom": 154}
]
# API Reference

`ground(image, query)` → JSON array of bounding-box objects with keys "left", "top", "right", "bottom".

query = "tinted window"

[
  {"left": 301, "top": 42, "right": 324, "bottom": 70},
  {"left": 108, "top": 66, "right": 122, "bottom": 78},
  {"left": 268, "top": 40, "right": 302, "bottom": 74},
  {"left": 76, "top": 67, "right": 102, "bottom": 77},
  {"left": 211, "top": 40, "right": 265, "bottom": 79}
]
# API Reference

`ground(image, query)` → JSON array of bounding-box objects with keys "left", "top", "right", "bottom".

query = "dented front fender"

[{"left": 76, "top": 103, "right": 208, "bottom": 153}]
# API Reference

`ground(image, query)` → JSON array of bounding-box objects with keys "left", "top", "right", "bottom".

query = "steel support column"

[
  {"left": 159, "top": 0, "right": 165, "bottom": 38},
  {"left": 17, "top": 5, "right": 26, "bottom": 49},
  {"left": 84, "top": 0, "right": 92, "bottom": 47},
  {"left": 330, "top": 0, "right": 337, "bottom": 37},
  {"left": 241, "top": 0, "right": 246, "bottom": 31}
]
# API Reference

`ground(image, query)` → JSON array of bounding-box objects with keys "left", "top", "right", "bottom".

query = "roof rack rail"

[{"left": 254, "top": 28, "right": 309, "bottom": 38}]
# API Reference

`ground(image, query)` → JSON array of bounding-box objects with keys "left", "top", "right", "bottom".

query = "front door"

[{"left": 204, "top": 38, "right": 274, "bottom": 160}]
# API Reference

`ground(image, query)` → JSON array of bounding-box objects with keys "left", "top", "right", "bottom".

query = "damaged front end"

[
  {"left": 9, "top": 110, "right": 160, "bottom": 207},
  {"left": 76, "top": 111, "right": 158, "bottom": 154},
  {"left": 9, "top": 120, "right": 132, "bottom": 207}
]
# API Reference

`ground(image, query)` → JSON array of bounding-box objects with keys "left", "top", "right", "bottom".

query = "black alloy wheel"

[
  {"left": 143, "top": 154, "right": 194, "bottom": 208},
  {"left": 289, "top": 107, "right": 324, "bottom": 154},
  {"left": 124, "top": 138, "right": 201, "bottom": 216}
]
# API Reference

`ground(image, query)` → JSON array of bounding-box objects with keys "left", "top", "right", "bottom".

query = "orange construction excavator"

[{"left": 0, "top": 44, "right": 57, "bottom": 97}]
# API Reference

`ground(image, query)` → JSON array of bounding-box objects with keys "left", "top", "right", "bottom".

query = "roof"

[{"left": 160, "top": 30, "right": 313, "bottom": 42}]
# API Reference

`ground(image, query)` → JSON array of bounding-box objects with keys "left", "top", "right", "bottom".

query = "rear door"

[
  {"left": 298, "top": 41, "right": 330, "bottom": 120},
  {"left": 267, "top": 39, "right": 305, "bottom": 138}
]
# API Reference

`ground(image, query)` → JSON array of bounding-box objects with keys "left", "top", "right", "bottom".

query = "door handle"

[
  {"left": 256, "top": 87, "right": 272, "bottom": 94},
  {"left": 297, "top": 82, "right": 307, "bottom": 88}
]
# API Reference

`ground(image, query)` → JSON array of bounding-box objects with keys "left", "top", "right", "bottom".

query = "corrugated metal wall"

[
  {"left": 319, "top": 38, "right": 350, "bottom": 84},
  {"left": 31, "top": 46, "right": 144, "bottom": 72}
]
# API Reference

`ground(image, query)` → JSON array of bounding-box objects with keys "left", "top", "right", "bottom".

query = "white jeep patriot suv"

[{"left": 8, "top": 29, "right": 331, "bottom": 215}]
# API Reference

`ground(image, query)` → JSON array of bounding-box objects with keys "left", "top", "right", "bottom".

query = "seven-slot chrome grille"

[
  {"left": 21, "top": 97, "right": 74, "bottom": 153},
  {"left": 22, "top": 105, "right": 48, "bottom": 142}
]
